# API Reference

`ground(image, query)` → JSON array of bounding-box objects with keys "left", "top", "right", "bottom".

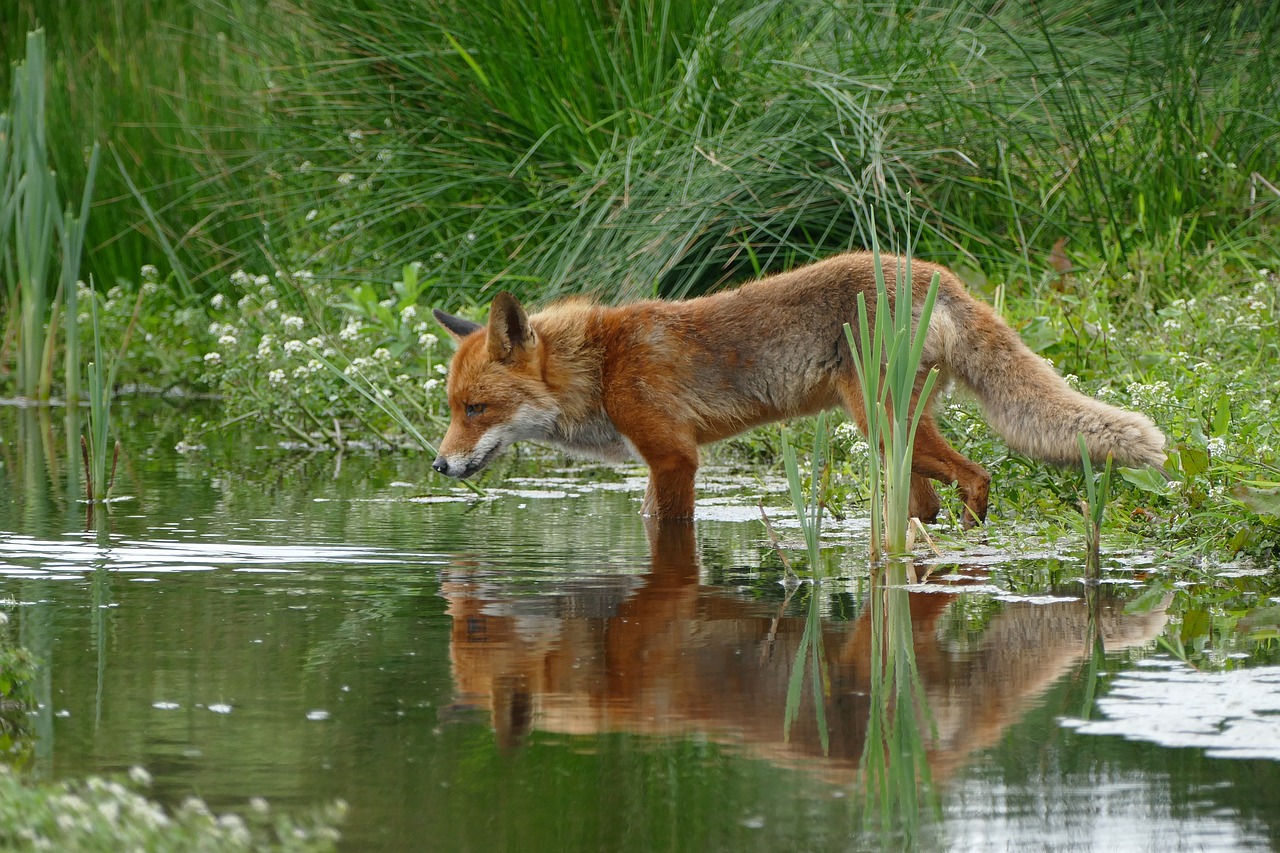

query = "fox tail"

[{"left": 935, "top": 293, "right": 1166, "bottom": 469}]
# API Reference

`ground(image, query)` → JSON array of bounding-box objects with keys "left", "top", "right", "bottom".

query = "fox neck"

[{"left": 532, "top": 305, "right": 638, "bottom": 463}]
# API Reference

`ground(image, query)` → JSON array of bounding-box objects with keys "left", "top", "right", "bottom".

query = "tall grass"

[
  {"left": 235, "top": 0, "right": 1279, "bottom": 304},
  {"left": 0, "top": 0, "right": 277, "bottom": 290},
  {"left": 0, "top": 31, "right": 101, "bottom": 403},
  {"left": 6, "top": 2, "right": 1276, "bottom": 307},
  {"left": 5, "top": 30, "right": 58, "bottom": 400}
]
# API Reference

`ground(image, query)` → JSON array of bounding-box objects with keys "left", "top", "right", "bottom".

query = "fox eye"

[{"left": 465, "top": 403, "right": 487, "bottom": 418}]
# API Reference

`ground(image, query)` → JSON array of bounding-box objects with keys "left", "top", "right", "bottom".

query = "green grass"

[{"left": 241, "top": 0, "right": 1279, "bottom": 303}]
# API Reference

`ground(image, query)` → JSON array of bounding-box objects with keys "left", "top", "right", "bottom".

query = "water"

[{"left": 2, "top": 402, "right": 1280, "bottom": 851}]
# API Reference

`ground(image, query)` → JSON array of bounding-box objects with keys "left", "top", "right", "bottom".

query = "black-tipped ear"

[
  {"left": 486, "top": 291, "right": 534, "bottom": 362},
  {"left": 433, "top": 308, "right": 483, "bottom": 342}
]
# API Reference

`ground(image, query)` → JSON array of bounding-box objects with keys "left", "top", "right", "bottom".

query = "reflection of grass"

[
  {"left": 861, "top": 561, "right": 939, "bottom": 845},
  {"left": 780, "top": 414, "right": 830, "bottom": 751}
]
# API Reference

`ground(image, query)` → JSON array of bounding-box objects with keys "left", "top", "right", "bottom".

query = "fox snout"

[{"left": 432, "top": 453, "right": 487, "bottom": 479}]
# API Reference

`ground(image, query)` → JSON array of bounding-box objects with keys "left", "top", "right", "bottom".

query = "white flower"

[
  {"left": 1196, "top": 151, "right": 1209, "bottom": 160},
  {"left": 424, "top": 378, "right": 441, "bottom": 392},
  {"left": 419, "top": 332, "right": 439, "bottom": 348},
  {"left": 255, "top": 274, "right": 270, "bottom": 287},
  {"left": 204, "top": 352, "right": 222, "bottom": 364},
  {"left": 377, "top": 148, "right": 393, "bottom": 162},
  {"left": 231, "top": 269, "right": 253, "bottom": 287},
  {"left": 257, "top": 334, "right": 274, "bottom": 357},
  {"left": 348, "top": 129, "right": 364, "bottom": 142},
  {"left": 140, "top": 264, "right": 159, "bottom": 281},
  {"left": 373, "top": 347, "right": 391, "bottom": 361},
  {"left": 339, "top": 320, "right": 362, "bottom": 341},
  {"left": 1207, "top": 436, "right": 1227, "bottom": 455},
  {"left": 306, "top": 209, "right": 318, "bottom": 222},
  {"left": 128, "top": 766, "right": 153, "bottom": 787},
  {"left": 466, "top": 231, "right": 476, "bottom": 242},
  {"left": 211, "top": 293, "right": 225, "bottom": 309},
  {"left": 293, "top": 270, "right": 315, "bottom": 283},
  {"left": 282, "top": 315, "right": 305, "bottom": 331},
  {"left": 268, "top": 369, "right": 286, "bottom": 385},
  {"left": 298, "top": 160, "right": 313, "bottom": 173},
  {"left": 307, "top": 337, "right": 324, "bottom": 348},
  {"left": 401, "top": 304, "right": 418, "bottom": 321},
  {"left": 283, "top": 339, "right": 304, "bottom": 355},
  {"left": 434, "top": 364, "right": 447, "bottom": 375},
  {"left": 337, "top": 172, "right": 356, "bottom": 186},
  {"left": 218, "top": 334, "right": 238, "bottom": 347},
  {"left": 263, "top": 299, "right": 279, "bottom": 312}
]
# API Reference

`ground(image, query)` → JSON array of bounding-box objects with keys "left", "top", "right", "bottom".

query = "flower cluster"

[{"left": 198, "top": 263, "right": 452, "bottom": 448}]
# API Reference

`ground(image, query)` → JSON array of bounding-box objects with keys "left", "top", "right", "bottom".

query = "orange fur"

[{"left": 432, "top": 252, "right": 1165, "bottom": 525}]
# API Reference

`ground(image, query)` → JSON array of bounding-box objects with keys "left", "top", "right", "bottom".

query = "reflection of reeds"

[
  {"left": 861, "top": 560, "right": 939, "bottom": 844},
  {"left": 781, "top": 414, "right": 831, "bottom": 752},
  {"left": 845, "top": 209, "right": 940, "bottom": 560}
]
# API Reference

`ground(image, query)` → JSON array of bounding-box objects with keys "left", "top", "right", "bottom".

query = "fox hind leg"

[
  {"left": 909, "top": 414, "right": 990, "bottom": 528},
  {"left": 836, "top": 372, "right": 989, "bottom": 528}
]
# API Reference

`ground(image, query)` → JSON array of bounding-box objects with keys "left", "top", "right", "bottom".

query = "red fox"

[{"left": 431, "top": 252, "right": 1165, "bottom": 525}]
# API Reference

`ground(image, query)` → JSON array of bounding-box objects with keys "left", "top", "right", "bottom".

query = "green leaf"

[
  {"left": 1212, "top": 393, "right": 1230, "bottom": 437},
  {"left": 1179, "top": 446, "right": 1210, "bottom": 478},
  {"left": 1231, "top": 483, "right": 1280, "bottom": 518},
  {"left": 1019, "top": 316, "right": 1063, "bottom": 353},
  {"left": 1119, "top": 465, "right": 1174, "bottom": 496}
]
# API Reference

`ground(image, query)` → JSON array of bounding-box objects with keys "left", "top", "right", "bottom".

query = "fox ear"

[
  {"left": 432, "top": 308, "right": 483, "bottom": 342},
  {"left": 487, "top": 291, "right": 535, "bottom": 363}
]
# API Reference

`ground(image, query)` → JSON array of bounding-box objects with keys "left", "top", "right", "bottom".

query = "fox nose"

[{"left": 432, "top": 457, "right": 449, "bottom": 475}]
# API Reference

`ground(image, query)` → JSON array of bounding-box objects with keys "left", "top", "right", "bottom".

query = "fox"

[{"left": 431, "top": 252, "right": 1166, "bottom": 526}]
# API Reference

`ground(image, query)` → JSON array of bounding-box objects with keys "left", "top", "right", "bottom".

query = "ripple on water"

[{"left": 1061, "top": 658, "right": 1280, "bottom": 761}]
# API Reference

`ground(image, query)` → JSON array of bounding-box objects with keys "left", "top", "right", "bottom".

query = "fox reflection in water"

[{"left": 441, "top": 523, "right": 1169, "bottom": 778}]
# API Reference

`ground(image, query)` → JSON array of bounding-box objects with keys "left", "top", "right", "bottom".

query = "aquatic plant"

[
  {"left": 0, "top": 31, "right": 99, "bottom": 403},
  {"left": 1077, "top": 433, "right": 1114, "bottom": 578},
  {"left": 846, "top": 212, "right": 941, "bottom": 560}
]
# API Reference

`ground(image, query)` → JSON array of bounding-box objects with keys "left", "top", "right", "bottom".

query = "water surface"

[{"left": 1, "top": 402, "right": 1279, "bottom": 851}]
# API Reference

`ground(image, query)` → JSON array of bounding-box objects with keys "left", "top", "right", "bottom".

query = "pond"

[{"left": 2, "top": 401, "right": 1279, "bottom": 851}]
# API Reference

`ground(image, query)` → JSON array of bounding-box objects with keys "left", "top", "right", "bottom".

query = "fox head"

[{"left": 431, "top": 292, "right": 559, "bottom": 479}]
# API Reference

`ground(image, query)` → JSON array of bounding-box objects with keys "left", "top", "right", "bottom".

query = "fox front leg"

[{"left": 636, "top": 443, "right": 699, "bottom": 521}]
